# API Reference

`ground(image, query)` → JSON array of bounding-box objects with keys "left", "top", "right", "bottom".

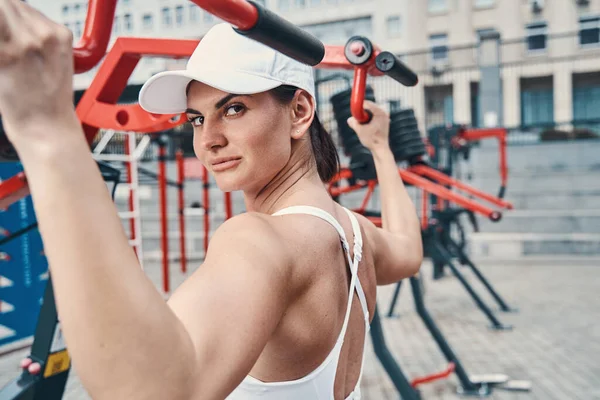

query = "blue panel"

[{"left": 0, "top": 162, "right": 48, "bottom": 350}]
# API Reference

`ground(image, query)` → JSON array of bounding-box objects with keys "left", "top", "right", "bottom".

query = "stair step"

[
  {"left": 467, "top": 232, "right": 600, "bottom": 258},
  {"left": 476, "top": 209, "right": 600, "bottom": 234}
]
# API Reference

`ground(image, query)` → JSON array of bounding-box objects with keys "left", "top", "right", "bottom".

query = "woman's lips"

[{"left": 212, "top": 158, "right": 241, "bottom": 172}]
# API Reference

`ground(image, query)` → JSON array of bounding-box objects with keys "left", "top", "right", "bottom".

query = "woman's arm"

[
  {"left": 347, "top": 101, "right": 423, "bottom": 285},
  {"left": 1, "top": 3, "right": 291, "bottom": 399}
]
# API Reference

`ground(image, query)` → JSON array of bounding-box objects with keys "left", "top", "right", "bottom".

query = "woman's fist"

[
  {"left": 346, "top": 101, "right": 391, "bottom": 153},
  {"left": 0, "top": 0, "right": 75, "bottom": 145}
]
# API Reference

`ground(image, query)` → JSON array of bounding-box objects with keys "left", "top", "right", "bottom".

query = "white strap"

[{"left": 342, "top": 208, "right": 370, "bottom": 325}]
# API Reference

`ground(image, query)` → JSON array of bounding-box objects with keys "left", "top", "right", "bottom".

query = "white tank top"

[{"left": 225, "top": 206, "right": 370, "bottom": 400}]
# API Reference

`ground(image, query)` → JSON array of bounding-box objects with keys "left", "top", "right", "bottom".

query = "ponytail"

[{"left": 270, "top": 85, "right": 340, "bottom": 182}]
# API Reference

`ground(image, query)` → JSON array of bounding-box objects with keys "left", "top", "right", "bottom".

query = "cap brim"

[{"left": 138, "top": 69, "right": 283, "bottom": 115}]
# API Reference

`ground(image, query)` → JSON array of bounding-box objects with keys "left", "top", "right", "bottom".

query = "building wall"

[{"left": 400, "top": 0, "right": 600, "bottom": 133}]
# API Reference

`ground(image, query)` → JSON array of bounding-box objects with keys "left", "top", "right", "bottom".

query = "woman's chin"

[{"left": 214, "top": 175, "right": 243, "bottom": 193}]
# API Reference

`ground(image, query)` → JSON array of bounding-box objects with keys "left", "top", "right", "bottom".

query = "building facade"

[{"left": 397, "top": 0, "right": 600, "bottom": 135}]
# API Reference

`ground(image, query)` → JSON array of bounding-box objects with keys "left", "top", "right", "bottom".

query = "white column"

[
  {"left": 502, "top": 73, "right": 520, "bottom": 128},
  {"left": 554, "top": 65, "right": 573, "bottom": 125},
  {"left": 453, "top": 74, "right": 472, "bottom": 125}
]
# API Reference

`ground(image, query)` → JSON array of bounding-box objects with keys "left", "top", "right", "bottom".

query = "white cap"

[{"left": 138, "top": 23, "right": 316, "bottom": 114}]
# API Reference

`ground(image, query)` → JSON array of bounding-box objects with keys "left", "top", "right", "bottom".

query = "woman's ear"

[{"left": 290, "top": 89, "right": 315, "bottom": 137}]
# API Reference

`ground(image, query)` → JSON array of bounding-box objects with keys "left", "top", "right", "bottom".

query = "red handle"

[
  {"left": 190, "top": 0, "right": 258, "bottom": 30},
  {"left": 74, "top": 0, "right": 117, "bottom": 74},
  {"left": 351, "top": 66, "right": 372, "bottom": 124}
]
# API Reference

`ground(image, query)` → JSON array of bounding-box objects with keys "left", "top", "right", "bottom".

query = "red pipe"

[
  {"left": 190, "top": 0, "right": 258, "bottom": 30},
  {"left": 409, "top": 164, "right": 513, "bottom": 210},
  {"left": 399, "top": 170, "right": 501, "bottom": 221},
  {"left": 224, "top": 192, "right": 233, "bottom": 220},
  {"left": 411, "top": 362, "right": 456, "bottom": 388},
  {"left": 459, "top": 128, "right": 509, "bottom": 191},
  {"left": 158, "top": 143, "right": 170, "bottom": 293},
  {"left": 176, "top": 151, "right": 187, "bottom": 274},
  {"left": 124, "top": 139, "right": 137, "bottom": 258},
  {"left": 202, "top": 166, "right": 210, "bottom": 255},
  {"left": 73, "top": 0, "right": 117, "bottom": 74},
  {"left": 421, "top": 189, "right": 428, "bottom": 230},
  {"left": 351, "top": 66, "right": 371, "bottom": 123}
]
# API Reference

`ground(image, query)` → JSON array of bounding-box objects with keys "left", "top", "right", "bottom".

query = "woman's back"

[{"left": 227, "top": 203, "right": 378, "bottom": 399}]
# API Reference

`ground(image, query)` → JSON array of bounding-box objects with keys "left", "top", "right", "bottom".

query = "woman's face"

[{"left": 186, "top": 81, "right": 294, "bottom": 193}]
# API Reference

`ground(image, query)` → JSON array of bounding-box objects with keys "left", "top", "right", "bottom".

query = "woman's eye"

[
  {"left": 225, "top": 104, "right": 244, "bottom": 116},
  {"left": 189, "top": 116, "right": 203, "bottom": 127}
]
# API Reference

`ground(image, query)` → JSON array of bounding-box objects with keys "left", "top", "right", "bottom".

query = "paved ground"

[{"left": 0, "top": 259, "right": 598, "bottom": 399}]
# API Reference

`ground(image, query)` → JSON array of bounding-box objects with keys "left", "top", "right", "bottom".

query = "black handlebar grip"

[
  {"left": 375, "top": 51, "right": 418, "bottom": 87},
  {"left": 233, "top": 1, "right": 325, "bottom": 66}
]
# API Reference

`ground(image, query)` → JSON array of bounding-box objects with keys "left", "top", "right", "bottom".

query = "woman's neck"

[{"left": 243, "top": 153, "right": 332, "bottom": 215}]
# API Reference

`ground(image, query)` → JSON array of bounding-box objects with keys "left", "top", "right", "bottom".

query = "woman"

[{"left": 2, "top": 3, "right": 422, "bottom": 400}]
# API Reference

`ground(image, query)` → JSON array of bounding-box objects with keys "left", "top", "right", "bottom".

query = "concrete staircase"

[{"left": 464, "top": 139, "right": 600, "bottom": 260}]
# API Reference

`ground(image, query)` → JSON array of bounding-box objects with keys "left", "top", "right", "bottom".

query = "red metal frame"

[
  {"left": 408, "top": 164, "right": 513, "bottom": 210},
  {"left": 224, "top": 192, "right": 233, "bottom": 220},
  {"left": 73, "top": 0, "right": 117, "bottom": 73},
  {"left": 176, "top": 150, "right": 188, "bottom": 274},
  {"left": 329, "top": 168, "right": 502, "bottom": 221},
  {"left": 202, "top": 166, "right": 210, "bottom": 255},
  {"left": 158, "top": 145, "right": 170, "bottom": 293},
  {"left": 190, "top": 0, "right": 258, "bottom": 30},
  {"left": 457, "top": 128, "right": 508, "bottom": 192}
]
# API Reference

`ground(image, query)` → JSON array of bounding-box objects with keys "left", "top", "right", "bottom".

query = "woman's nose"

[{"left": 197, "top": 124, "right": 227, "bottom": 152}]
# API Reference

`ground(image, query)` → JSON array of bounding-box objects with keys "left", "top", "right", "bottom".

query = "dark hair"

[{"left": 270, "top": 85, "right": 340, "bottom": 182}]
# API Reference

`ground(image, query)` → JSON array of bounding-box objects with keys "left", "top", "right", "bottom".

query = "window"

[
  {"left": 579, "top": 16, "right": 600, "bottom": 47},
  {"left": 162, "top": 7, "right": 172, "bottom": 27},
  {"left": 123, "top": 0, "right": 131, "bottom": 4},
  {"left": 477, "top": 28, "right": 497, "bottom": 42},
  {"left": 75, "top": 21, "right": 82, "bottom": 38},
  {"left": 428, "top": 0, "right": 447, "bottom": 12},
  {"left": 74, "top": 3, "right": 80, "bottom": 13},
  {"left": 113, "top": 16, "right": 119, "bottom": 34},
  {"left": 62, "top": 5, "right": 68, "bottom": 15},
  {"left": 124, "top": 13, "right": 132, "bottom": 31},
  {"left": 386, "top": 16, "right": 402, "bottom": 37},
  {"left": 203, "top": 11, "right": 213, "bottom": 23},
  {"left": 189, "top": 4, "right": 199, "bottom": 21},
  {"left": 310, "top": 0, "right": 321, "bottom": 5},
  {"left": 430, "top": 33, "right": 448, "bottom": 62},
  {"left": 474, "top": 0, "right": 494, "bottom": 7},
  {"left": 294, "top": 0, "right": 306, "bottom": 8},
  {"left": 143, "top": 14, "right": 153, "bottom": 30},
  {"left": 176, "top": 5, "right": 184, "bottom": 26},
  {"left": 520, "top": 77, "right": 554, "bottom": 126},
  {"left": 526, "top": 23, "right": 547, "bottom": 53},
  {"left": 278, "top": 0, "right": 290, "bottom": 10}
]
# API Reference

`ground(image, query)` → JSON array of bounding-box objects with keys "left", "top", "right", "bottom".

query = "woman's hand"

[
  {"left": 346, "top": 100, "right": 391, "bottom": 154},
  {"left": 0, "top": 0, "right": 77, "bottom": 148}
]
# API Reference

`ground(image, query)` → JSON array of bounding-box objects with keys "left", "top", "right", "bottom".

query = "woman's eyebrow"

[
  {"left": 185, "top": 107, "right": 201, "bottom": 115},
  {"left": 215, "top": 94, "right": 251, "bottom": 109},
  {"left": 185, "top": 94, "right": 252, "bottom": 116}
]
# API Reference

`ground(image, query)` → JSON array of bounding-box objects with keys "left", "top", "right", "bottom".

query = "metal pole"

[
  {"left": 157, "top": 138, "right": 169, "bottom": 293},
  {"left": 176, "top": 150, "right": 187, "bottom": 274}
]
